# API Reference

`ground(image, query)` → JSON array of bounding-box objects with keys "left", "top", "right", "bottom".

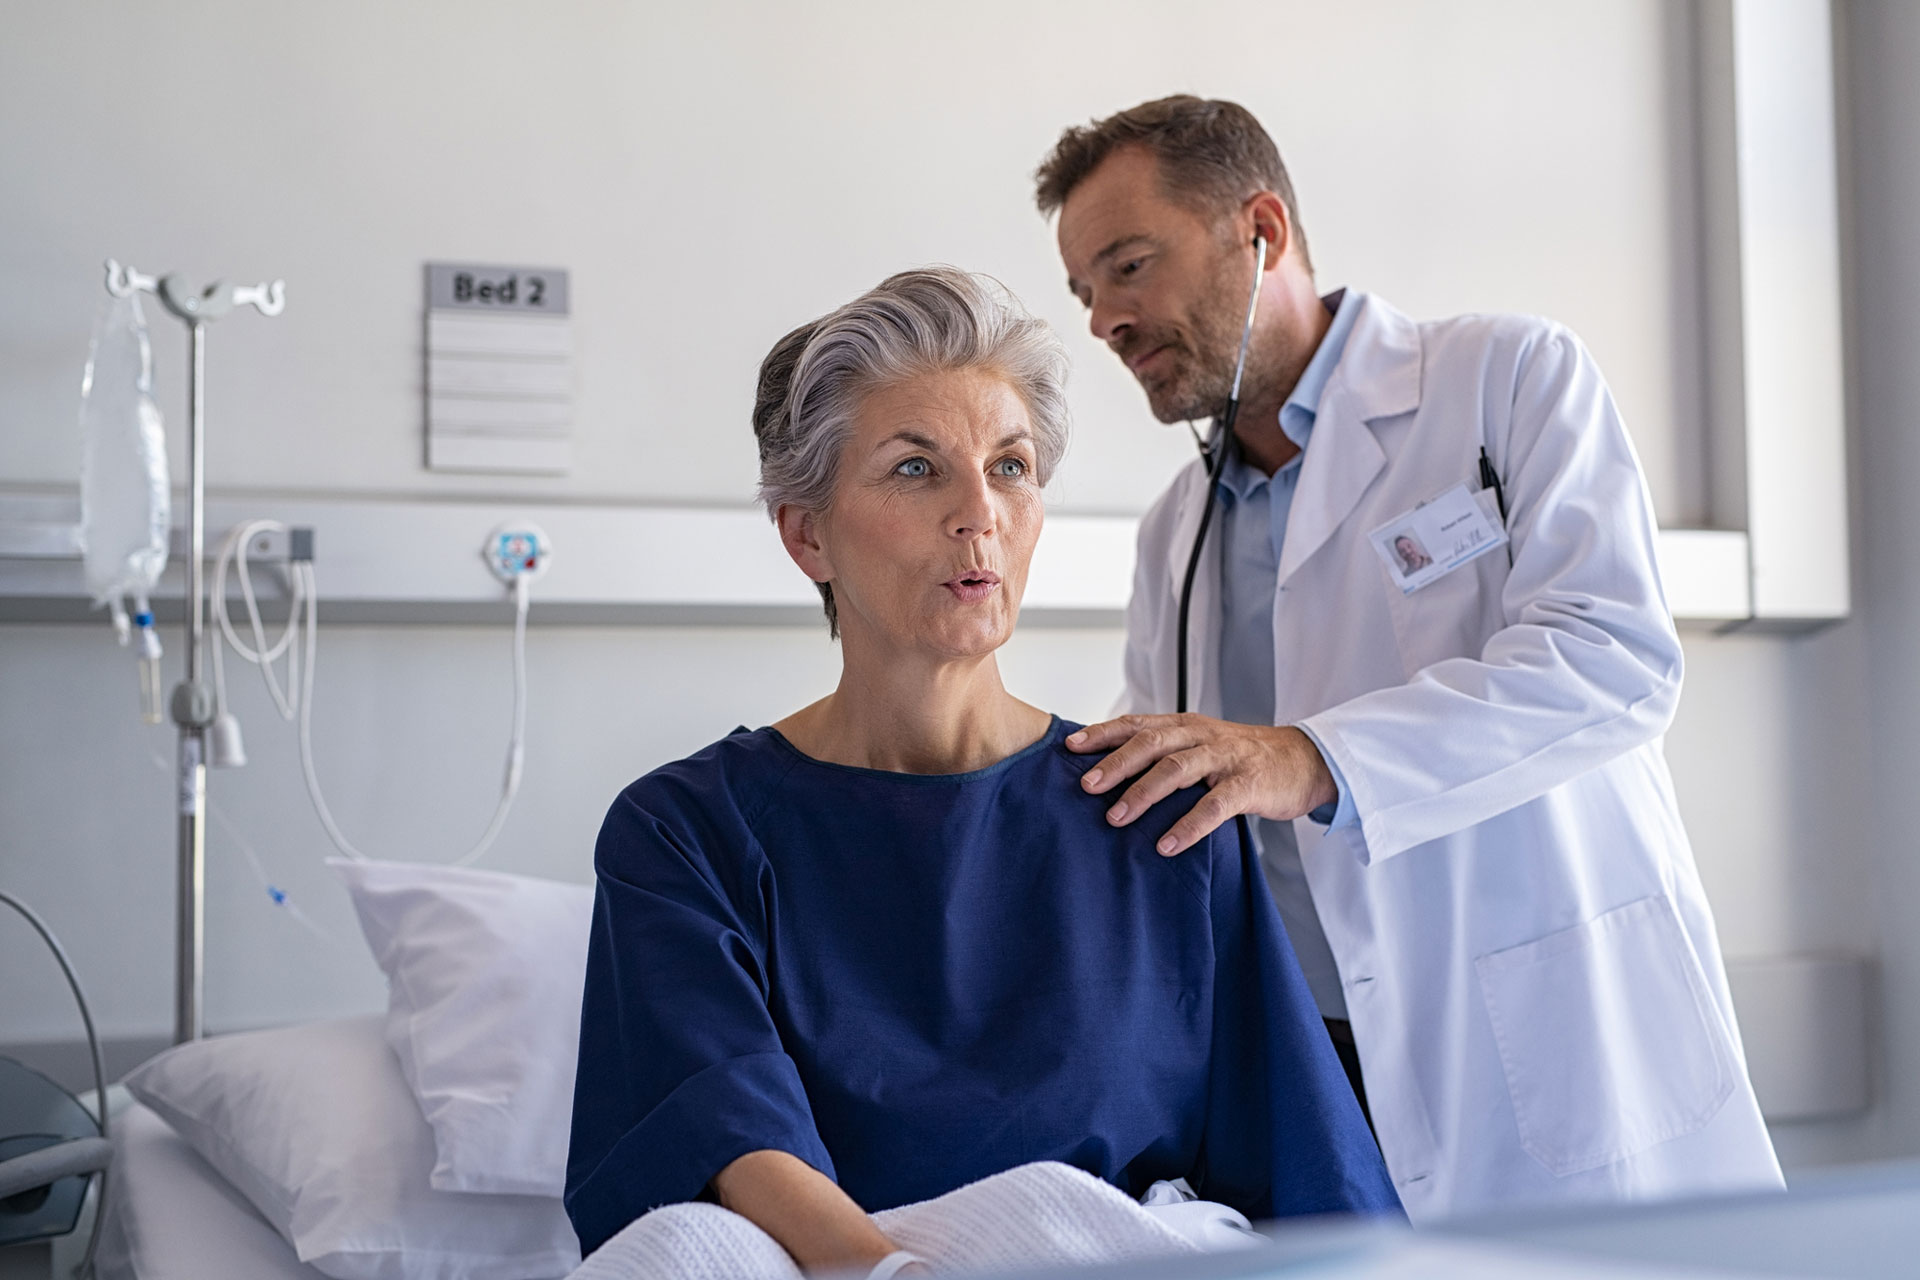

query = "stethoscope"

[
  {"left": 1174, "top": 234, "right": 1268, "bottom": 714},
  {"left": 1171, "top": 250, "right": 1515, "bottom": 714}
]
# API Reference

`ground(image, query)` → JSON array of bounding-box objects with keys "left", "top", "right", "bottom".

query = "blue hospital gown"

[{"left": 564, "top": 717, "right": 1397, "bottom": 1256}]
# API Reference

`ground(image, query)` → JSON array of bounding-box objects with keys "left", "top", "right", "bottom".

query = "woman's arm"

[
  {"left": 568, "top": 788, "right": 844, "bottom": 1254},
  {"left": 712, "top": 1150, "right": 914, "bottom": 1274}
]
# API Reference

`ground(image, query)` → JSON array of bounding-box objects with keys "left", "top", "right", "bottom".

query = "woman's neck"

[{"left": 775, "top": 635, "right": 1050, "bottom": 775}]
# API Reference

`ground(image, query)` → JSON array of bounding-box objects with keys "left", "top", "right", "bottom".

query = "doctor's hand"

[{"left": 1067, "top": 715, "right": 1338, "bottom": 856}]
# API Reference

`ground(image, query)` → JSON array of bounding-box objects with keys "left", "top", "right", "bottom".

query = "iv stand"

[{"left": 103, "top": 259, "right": 286, "bottom": 1045}]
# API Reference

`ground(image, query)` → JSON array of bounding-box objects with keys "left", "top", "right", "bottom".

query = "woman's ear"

[{"left": 776, "top": 505, "right": 833, "bottom": 585}]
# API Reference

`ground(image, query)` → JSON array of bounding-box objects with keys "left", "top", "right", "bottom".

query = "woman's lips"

[{"left": 943, "top": 570, "right": 1001, "bottom": 604}]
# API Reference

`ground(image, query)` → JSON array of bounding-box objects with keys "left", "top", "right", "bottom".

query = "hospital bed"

[
  {"left": 77, "top": 856, "right": 1920, "bottom": 1280},
  {"left": 96, "top": 1103, "right": 325, "bottom": 1280},
  {"left": 90, "top": 1083, "right": 1920, "bottom": 1280}
]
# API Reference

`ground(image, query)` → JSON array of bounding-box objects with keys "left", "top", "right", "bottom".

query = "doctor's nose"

[{"left": 1087, "top": 294, "right": 1133, "bottom": 347}]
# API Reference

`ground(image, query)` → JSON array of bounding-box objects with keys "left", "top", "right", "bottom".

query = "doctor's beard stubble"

[{"left": 1123, "top": 236, "right": 1263, "bottom": 425}]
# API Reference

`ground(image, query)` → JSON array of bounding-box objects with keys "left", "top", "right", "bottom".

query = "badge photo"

[{"left": 1368, "top": 482, "right": 1508, "bottom": 595}]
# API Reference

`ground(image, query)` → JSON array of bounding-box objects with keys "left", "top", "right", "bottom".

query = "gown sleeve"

[
  {"left": 564, "top": 783, "right": 836, "bottom": 1257},
  {"left": 1192, "top": 819, "right": 1403, "bottom": 1219}
]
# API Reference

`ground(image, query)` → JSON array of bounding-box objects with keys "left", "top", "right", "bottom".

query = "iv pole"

[{"left": 103, "top": 259, "right": 285, "bottom": 1045}]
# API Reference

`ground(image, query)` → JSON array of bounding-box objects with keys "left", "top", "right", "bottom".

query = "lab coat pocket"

[
  {"left": 1475, "top": 895, "right": 1736, "bottom": 1177},
  {"left": 1380, "top": 559, "right": 1486, "bottom": 677}
]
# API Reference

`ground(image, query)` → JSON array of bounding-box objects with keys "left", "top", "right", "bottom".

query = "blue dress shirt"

[{"left": 1216, "top": 289, "right": 1361, "bottom": 1019}]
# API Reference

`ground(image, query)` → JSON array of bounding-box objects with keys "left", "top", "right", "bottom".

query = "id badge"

[{"left": 1368, "top": 482, "right": 1508, "bottom": 594}]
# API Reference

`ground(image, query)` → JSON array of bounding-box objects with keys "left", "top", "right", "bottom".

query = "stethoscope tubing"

[{"left": 1175, "top": 237, "right": 1268, "bottom": 715}]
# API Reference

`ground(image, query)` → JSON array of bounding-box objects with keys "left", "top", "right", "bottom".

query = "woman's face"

[{"left": 787, "top": 366, "right": 1044, "bottom": 662}]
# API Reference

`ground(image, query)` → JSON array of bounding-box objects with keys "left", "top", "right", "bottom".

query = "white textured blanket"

[{"left": 566, "top": 1162, "right": 1238, "bottom": 1280}]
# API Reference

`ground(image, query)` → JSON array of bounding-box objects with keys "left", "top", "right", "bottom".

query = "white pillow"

[
  {"left": 123, "top": 1016, "right": 580, "bottom": 1280},
  {"left": 330, "top": 857, "right": 594, "bottom": 1197}
]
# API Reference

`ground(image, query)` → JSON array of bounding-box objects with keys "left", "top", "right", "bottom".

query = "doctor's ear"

[
  {"left": 776, "top": 504, "right": 834, "bottom": 585},
  {"left": 1243, "top": 193, "right": 1291, "bottom": 271}
]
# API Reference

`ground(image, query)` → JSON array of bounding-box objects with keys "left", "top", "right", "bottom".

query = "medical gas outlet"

[{"left": 485, "top": 523, "right": 552, "bottom": 584}]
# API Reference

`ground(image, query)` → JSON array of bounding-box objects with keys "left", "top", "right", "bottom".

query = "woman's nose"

[{"left": 949, "top": 472, "right": 997, "bottom": 540}]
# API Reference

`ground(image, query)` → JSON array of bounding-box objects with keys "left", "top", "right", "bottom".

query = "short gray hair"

[{"left": 751, "top": 266, "right": 1070, "bottom": 638}]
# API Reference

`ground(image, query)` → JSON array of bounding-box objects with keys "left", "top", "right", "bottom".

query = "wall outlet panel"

[{"left": 1724, "top": 954, "right": 1872, "bottom": 1121}]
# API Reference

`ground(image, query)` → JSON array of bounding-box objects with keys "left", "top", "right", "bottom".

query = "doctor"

[{"left": 1035, "top": 96, "right": 1783, "bottom": 1221}]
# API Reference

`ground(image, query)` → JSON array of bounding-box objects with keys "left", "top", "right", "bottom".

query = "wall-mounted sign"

[{"left": 424, "top": 262, "right": 572, "bottom": 475}]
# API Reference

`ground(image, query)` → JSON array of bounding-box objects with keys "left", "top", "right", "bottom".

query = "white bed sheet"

[{"left": 95, "top": 1100, "right": 324, "bottom": 1280}]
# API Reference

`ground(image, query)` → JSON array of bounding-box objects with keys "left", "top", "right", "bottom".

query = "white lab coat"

[{"left": 1118, "top": 292, "right": 1783, "bottom": 1222}]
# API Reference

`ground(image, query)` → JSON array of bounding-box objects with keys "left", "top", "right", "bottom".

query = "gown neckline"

[{"left": 753, "top": 714, "right": 1066, "bottom": 785}]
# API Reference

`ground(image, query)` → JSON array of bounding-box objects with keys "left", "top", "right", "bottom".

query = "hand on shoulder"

[{"left": 1066, "top": 715, "right": 1336, "bottom": 856}]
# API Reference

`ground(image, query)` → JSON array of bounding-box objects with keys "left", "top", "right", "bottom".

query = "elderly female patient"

[{"left": 565, "top": 268, "right": 1396, "bottom": 1271}]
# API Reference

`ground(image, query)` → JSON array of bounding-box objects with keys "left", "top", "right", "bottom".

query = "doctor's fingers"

[
  {"left": 1101, "top": 745, "right": 1239, "bottom": 833},
  {"left": 1152, "top": 784, "right": 1246, "bottom": 857},
  {"left": 1065, "top": 713, "right": 1202, "bottom": 757},
  {"left": 1073, "top": 716, "right": 1210, "bottom": 794}
]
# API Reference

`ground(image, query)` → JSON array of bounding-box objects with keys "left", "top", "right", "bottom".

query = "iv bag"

[{"left": 78, "top": 292, "right": 169, "bottom": 639}]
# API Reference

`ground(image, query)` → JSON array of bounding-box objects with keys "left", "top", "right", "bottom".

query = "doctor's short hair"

[
  {"left": 751, "top": 265, "right": 1071, "bottom": 639},
  {"left": 1033, "top": 95, "right": 1312, "bottom": 272}
]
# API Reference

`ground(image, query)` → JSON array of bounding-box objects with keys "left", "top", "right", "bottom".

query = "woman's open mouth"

[{"left": 943, "top": 570, "right": 1001, "bottom": 603}]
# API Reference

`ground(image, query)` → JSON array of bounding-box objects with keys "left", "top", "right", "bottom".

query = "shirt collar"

[
  {"left": 1217, "top": 288, "right": 1359, "bottom": 502},
  {"left": 1280, "top": 287, "right": 1359, "bottom": 443}
]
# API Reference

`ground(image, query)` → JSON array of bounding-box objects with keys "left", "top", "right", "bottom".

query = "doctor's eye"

[{"left": 895, "top": 457, "right": 933, "bottom": 478}]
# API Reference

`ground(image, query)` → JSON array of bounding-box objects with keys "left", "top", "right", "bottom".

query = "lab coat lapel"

[
  {"left": 1276, "top": 294, "right": 1421, "bottom": 586},
  {"left": 1161, "top": 460, "right": 1223, "bottom": 717}
]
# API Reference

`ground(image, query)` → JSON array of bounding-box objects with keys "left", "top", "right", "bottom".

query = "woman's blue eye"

[
  {"left": 896, "top": 458, "right": 931, "bottom": 478},
  {"left": 994, "top": 458, "right": 1028, "bottom": 477}
]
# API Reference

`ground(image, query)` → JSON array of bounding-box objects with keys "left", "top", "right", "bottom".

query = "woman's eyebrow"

[
  {"left": 877, "top": 429, "right": 1033, "bottom": 452},
  {"left": 878, "top": 430, "right": 943, "bottom": 452}
]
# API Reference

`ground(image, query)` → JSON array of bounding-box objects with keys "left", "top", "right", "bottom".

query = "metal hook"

[
  {"left": 104, "top": 258, "right": 157, "bottom": 298},
  {"left": 231, "top": 280, "right": 287, "bottom": 317}
]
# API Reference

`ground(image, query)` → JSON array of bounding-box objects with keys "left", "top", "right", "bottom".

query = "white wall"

[
  {"left": 2, "top": 0, "right": 1704, "bottom": 517},
  {"left": 1840, "top": 0, "right": 1920, "bottom": 1164},
  {"left": 0, "top": 0, "right": 1891, "bottom": 1168},
  {"left": 0, "top": 620, "right": 1132, "bottom": 1038}
]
